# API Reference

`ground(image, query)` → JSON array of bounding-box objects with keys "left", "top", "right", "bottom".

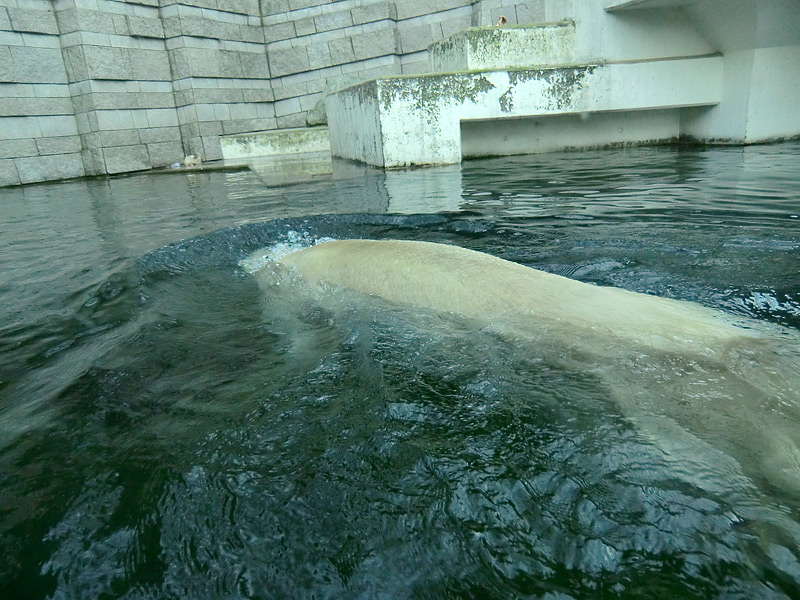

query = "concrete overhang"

[{"left": 605, "top": 0, "right": 699, "bottom": 11}]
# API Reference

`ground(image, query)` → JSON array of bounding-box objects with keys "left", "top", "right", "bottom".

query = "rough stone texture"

[{"left": 0, "top": 0, "right": 545, "bottom": 185}]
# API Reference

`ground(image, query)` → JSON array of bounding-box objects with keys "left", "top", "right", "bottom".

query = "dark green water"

[{"left": 1, "top": 144, "right": 800, "bottom": 599}]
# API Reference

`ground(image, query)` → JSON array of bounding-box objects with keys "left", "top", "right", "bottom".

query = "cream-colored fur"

[{"left": 263, "top": 239, "right": 800, "bottom": 500}]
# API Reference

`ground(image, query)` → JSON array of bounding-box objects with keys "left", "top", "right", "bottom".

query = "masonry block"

[
  {"left": 9, "top": 46, "right": 68, "bottom": 84},
  {"left": 352, "top": 3, "right": 396, "bottom": 26},
  {"left": 16, "top": 153, "right": 84, "bottom": 184},
  {"left": 261, "top": 0, "right": 289, "bottom": 15},
  {"left": 328, "top": 37, "right": 355, "bottom": 65},
  {"left": 98, "top": 129, "right": 141, "bottom": 147},
  {"left": 395, "top": 0, "right": 434, "bottom": 20},
  {"left": 129, "top": 48, "right": 173, "bottom": 81},
  {"left": 0, "top": 159, "right": 21, "bottom": 187},
  {"left": 103, "top": 144, "right": 150, "bottom": 174},
  {"left": 35, "top": 136, "right": 83, "bottom": 156},
  {"left": 0, "top": 8, "right": 11, "bottom": 31},
  {"left": 263, "top": 21, "right": 295, "bottom": 43},
  {"left": 239, "top": 51, "right": 269, "bottom": 77},
  {"left": 269, "top": 45, "right": 309, "bottom": 77},
  {"left": 7, "top": 7, "right": 59, "bottom": 35},
  {"left": 146, "top": 140, "right": 184, "bottom": 166},
  {"left": 139, "top": 126, "right": 181, "bottom": 143},
  {"left": 352, "top": 30, "right": 396, "bottom": 61},
  {"left": 397, "top": 23, "right": 434, "bottom": 54},
  {"left": 314, "top": 10, "right": 353, "bottom": 33},
  {"left": 126, "top": 15, "right": 164, "bottom": 38},
  {"left": 0, "top": 138, "right": 37, "bottom": 159},
  {"left": 84, "top": 46, "right": 134, "bottom": 80}
]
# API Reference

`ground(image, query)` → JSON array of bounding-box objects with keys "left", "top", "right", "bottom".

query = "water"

[{"left": 1, "top": 144, "right": 799, "bottom": 599}]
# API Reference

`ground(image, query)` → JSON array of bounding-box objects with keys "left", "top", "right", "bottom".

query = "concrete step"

[
  {"left": 220, "top": 126, "right": 330, "bottom": 160},
  {"left": 428, "top": 21, "right": 575, "bottom": 73}
]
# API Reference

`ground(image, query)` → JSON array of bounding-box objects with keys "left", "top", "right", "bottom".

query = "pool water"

[{"left": 1, "top": 143, "right": 800, "bottom": 599}]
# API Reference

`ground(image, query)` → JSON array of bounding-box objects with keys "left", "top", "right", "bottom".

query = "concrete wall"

[
  {"left": 543, "top": 0, "right": 800, "bottom": 144},
  {"left": 0, "top": 0, "right": 544, "bottom": 186}
]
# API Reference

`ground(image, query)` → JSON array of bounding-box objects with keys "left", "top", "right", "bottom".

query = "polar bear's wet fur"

[{"left": 257, "top": 239, "right": 800, "bottom": 501}]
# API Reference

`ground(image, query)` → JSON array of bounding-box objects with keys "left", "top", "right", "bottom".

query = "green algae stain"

[{"left": 379, "top": 74, "right": 496, "bottom": 117}]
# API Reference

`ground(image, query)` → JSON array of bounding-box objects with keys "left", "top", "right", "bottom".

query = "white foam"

[{"left": 239, "top": 231, "right": 335, "bottom": 274}]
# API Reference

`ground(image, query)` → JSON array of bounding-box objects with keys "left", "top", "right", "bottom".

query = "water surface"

[{"left": 1, "top": 144, "right": 800, "bottom": 599}]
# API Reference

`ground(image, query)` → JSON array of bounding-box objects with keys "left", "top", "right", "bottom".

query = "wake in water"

[{"left": 252, "top": 238, "right": 800, "bottom": 506}]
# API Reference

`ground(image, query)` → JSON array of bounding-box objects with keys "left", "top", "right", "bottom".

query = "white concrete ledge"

[
  {"left": 428, "top": 21, "right": 575, "bottom": 72},
  {"left": 326, "top": 55, "right": 723, "bottom": 167}
]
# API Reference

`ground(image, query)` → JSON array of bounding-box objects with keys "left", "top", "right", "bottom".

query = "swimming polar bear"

[{"left": 259, "top": 239, "right": 800, "bottom": 501}]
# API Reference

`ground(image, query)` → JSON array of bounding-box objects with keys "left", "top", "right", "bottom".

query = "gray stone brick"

[
  {"left": 352, "top": 2, "right": 396, "bottom": 25},
  {"left": 62, "top": 46, "right": 89, "bottom": 81},
  {"left": 0, "top": 97, "right": 74, "bottom": 116},
  {"left": 268, "top": 45, "right": 309, "bottom": 77},
  {"left": 395, "top": 0, "right": 435, "bottom": 20},
  {"left": 7, "top": 8, "right": 59, "bottom": 35},
  {"left": 201, "top": 134, "right": 222, "bottom": 160},
  {"left": 146, "top": 108, "right": 179, "bottom": 127},
  {"left": 226, "top": 0, "right": 260, "bottom": 16},
  {"left": 9, "top": 46, "right": 68, "bottom": 84},
  {"left": 276, "top": 112, "right": 307, "bottom": 128},
  {"left": 441, "top": 12, "right": 472, "bottom": 37},
  {"left": 0, "top": 138, "right": 37, "bottom": 159},
  {"left": 274, "top": 95, "right": 301, "bottom": 117},
  {"left": 0, "top": 8, "right": 11, "bottom": 31},
  {"left": 146, "top": 140, "right": 184, "bottom": 166},
  {"left": 16, "top": 153, "right": 84, "bottom": 184},
  {"left": 0, "top": 159, "right": 21, "bottom": 187},
  {"left": 139, "top": 126, "right": 180, "bottom": 143},
  {"left": 263, "top": 21, "right": 295, "bottom": 43},
  {"left": 38, "top": 115, "right": 79, "bottom": 137},
  {"left": 84, "top": 46, "right": 134, "bottom": 80},
  {"left": 129, "top": 49, "right": 172, "bottom": 81},
  {"left": 314, "top": 10, "right": 353, "bottom": 33},
  {"left": 184, "top": 48, "right": 222, "bottom": 77},
  {"left": 306, "top": 41, "right": 331, "bottom": 69},
  {"left": 240, "top": 24, "right": 265, "bottom": 43},
  {"left": 97, "top": 129, "right": 140, "bottom": 147},
  {"left": 328, "top": 37, "right": 354, "bottom": 65},
  {"left": 242, "top": 88, "right": 274, "bottom": 102},
  {"left": 239, "top": 51, "right": 269, "bottom": 77},
  {"left": 352, "top": 30, "right": 396, "bottom": 60},
  {"left": 397, "top": 23, "right": 434, "bottom": 53},
  {"left": 294, "top": 16, "right": 316, "bottom": 36},
  {"left": 436, "top": 0, "right": 471, "bottom": 10},
  {"left": 192, "top": 88, "right": 243, "bottom": 103},
  {"left": 218, "top": 51, "right": 245, "bottom": 78},
  {"left": 37, "top": 135, "right": 79, "bottom": 156},
  {"left": 222, "top": 117, "right": 275, "bottom": 134},
  {"left": 103, "top": 144, "right": 150, "bottom": 174},
  {"left": 199, "top": 121, "right": 223, "bottom": 136},
  {"left": 260, "top": 0, "right": 290, "bottom": 17},
  {"left": 53, "top": 9, "right": 80, "bottom": 35},
  {"left": 515, "top": 0, "right": 546, "bottom": 24},
  {"left": 271, "top": 80, "right": 308, "bottom": 101},
  {"left": 288, "top": 0, "right": 327, "bottom": 10},
  {"left": 126, "top": 15, "right": 164, "bottom": 38},
  {"left": 71, "top": 9, "right": 117, "bottom": 34}
]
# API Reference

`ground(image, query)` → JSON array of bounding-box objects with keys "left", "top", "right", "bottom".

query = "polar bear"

[{"left": 260, "top": 239, "right": 800, "bottom": 501}]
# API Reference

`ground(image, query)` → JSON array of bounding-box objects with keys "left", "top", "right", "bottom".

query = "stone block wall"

[
  {"left": 0, "top": 0, "right": 543, "bottom": 186},
  {"left": 1, "top": 0, "right": 81, "bottom": 186}
]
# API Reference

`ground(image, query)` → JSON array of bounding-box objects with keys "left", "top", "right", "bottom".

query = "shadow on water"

[{"left": 1, "top": 143, "right": 800, "bottom": 599}]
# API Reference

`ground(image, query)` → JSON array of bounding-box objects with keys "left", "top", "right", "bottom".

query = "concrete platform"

[{"left": 326, "top": 55, "right": 723, "bottom": 167}]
